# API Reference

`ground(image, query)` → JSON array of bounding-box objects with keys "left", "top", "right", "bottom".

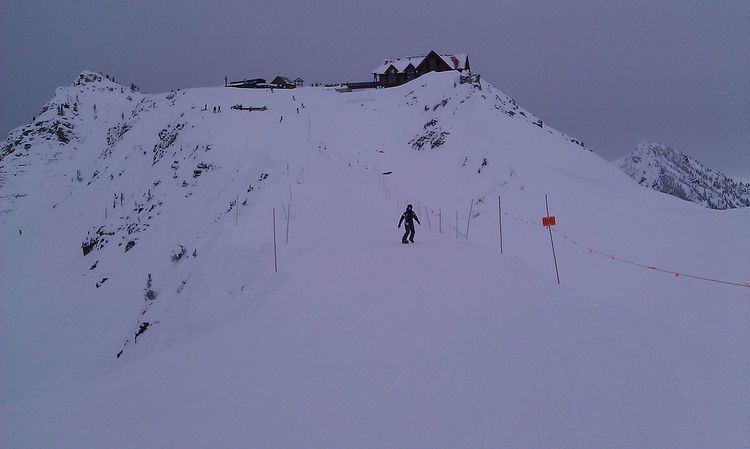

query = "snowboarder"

[{"left": 398, "top": 204, "right": 420, "bottom": 244}]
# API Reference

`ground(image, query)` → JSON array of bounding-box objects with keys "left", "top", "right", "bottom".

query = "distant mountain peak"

[{"left": 615, "top": 141, "right": 750, "bottom": 209}]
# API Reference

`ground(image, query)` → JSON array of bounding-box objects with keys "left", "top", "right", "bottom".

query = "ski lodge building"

[{"left": 371, "top": 51, "right": 470, "bottom": 88}]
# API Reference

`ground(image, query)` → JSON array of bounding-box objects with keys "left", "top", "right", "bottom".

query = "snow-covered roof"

[{"left": 371, "top": 52, "right": 468, "bottom": 74}]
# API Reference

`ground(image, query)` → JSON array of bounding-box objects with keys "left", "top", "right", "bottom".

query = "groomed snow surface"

[{"left": 1, "top": 71, "right": 749, "bottom": 448}]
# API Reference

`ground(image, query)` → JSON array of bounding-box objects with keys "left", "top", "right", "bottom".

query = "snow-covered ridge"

[
  {"left": 0, "top": 70, "right": 588, "bottom": 220},
  {"left": 0, "top": 71, "right": 149, "bottom": 216},
  {"left": 1, "top": 69, "right": 597, "bottom": 363},
  {"left": 615, "top": 141, "right": 750, "bottom": 209},
  {"left": 2, "top": 70, "right": 748, "bottom": 448}
]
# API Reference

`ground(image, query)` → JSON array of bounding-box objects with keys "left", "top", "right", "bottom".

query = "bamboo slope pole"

[
  {"left": 498, "top": 196, "right": 503, "bottom": 254},
  {"left": 273, "top": 208, "right": 278, "bottom": 273},
  {"left": 545, "top": 194, "right": 560, "bottom": 284}
]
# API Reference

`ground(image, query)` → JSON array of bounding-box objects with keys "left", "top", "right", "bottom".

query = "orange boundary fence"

[
  {"left": 369, "top": 152, "right": 747, "bottom": 290},
  {"left": 502, "top": 211, "right": 750, "bottom": 290}
]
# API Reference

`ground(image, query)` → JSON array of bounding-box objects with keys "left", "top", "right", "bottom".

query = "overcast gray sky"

[{"left": 2, "top": 0, "right": 748, "bottom": 179}]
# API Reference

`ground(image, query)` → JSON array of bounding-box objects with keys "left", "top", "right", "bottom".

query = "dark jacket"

[{"left": 398, "top": 209, "right": 420, "bottom": 228}]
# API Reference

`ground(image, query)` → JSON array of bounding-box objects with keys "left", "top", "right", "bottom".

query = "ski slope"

[{"left": 2, "top": 71, "right": 749, "bottom": 448}]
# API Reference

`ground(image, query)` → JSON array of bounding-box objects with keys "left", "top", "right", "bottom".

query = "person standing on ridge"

[{"left": 398, "top": 204, "right": 421, "bottom": 244}]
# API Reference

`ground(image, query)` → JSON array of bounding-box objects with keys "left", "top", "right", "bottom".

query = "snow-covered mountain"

[
  {"left": 2, "top": 71, "right": 748, "bottom": 449},
  {"left": 615, "top": 141, "right": 750, "bottom": 209}
]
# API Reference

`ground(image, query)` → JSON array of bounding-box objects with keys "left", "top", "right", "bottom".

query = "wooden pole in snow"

[
  {"left": 425, "top": 205, "right": 432, "bottom": 230},
  {"left": 455, "top": 210, "right": 458, "bottom": 240},
  {"left": 273, "top": 208, "right": 278, "bottom": 273},
  {"left": 439, "top": 208, "right": 442, "bottom": 234},
  {"left": 498, "top": 196, "right": 503, "bottom": 254},
  {"left": 545, "top": 194, "right": 560, "bottom": 284},
  {"left": 465, "top": 199, "right": 474, "bottom": 240},
  {"left": 285, "top": 203, "right": 290, "bottom": 244}
]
